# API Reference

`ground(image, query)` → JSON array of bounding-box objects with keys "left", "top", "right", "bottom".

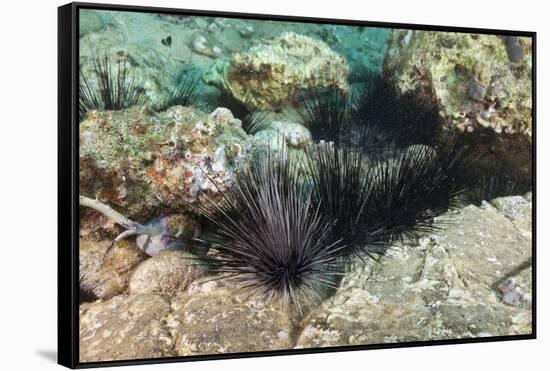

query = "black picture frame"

[{"left": 58, "top": 2, "right": 537, "bottom": 369}]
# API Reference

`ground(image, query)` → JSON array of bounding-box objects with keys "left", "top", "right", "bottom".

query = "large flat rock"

[
  {"left": 296, "top": 196, "right": 532, "bottom": 348},
  {"left": 79, "top": 294, "right": 175, "bottom": 362}
]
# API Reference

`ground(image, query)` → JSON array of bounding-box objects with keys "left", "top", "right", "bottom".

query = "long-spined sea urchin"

[
  {"left": 351, "top": 71, "right": 443, "bottom": 148},
  {"left": 359, "top": 144, "right": 465, "bottom": 245},
  {"left": 306, "top": 140, "right": 467, "bottom": 259},
  {"left": 79, "top": 48, "right": 146, "bottom": 120},
  {"left": 161, "top": 67, "right": 201, "bottom": 110},
  {"left": 298, "top": 88, "right": 353, "bottom": 144},
  {"left": 190, "top": 151, "right": 346, "bottom": 309}
]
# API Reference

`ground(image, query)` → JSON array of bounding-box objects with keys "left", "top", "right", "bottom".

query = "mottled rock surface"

[
  {"left": 204, "top": 32, "right": 351, "bottom": 110},
  {"left": 129, "top": 250, "right": 207, "bottom": 296},
  {"left": 170, "top": 281, "right": 295, "bottom": 356},
  {"left": 384, "top": 30, "right": 533, "bottom": 180},
  {"left": 79, "top": 239, "right": 148, "bottom": 300},
  {"left": 79, "top": 294, "right": 175, "bottom": 362},
  {"left": 490, "top": 194, "right": 532, "bottom": 238},
  {"left": 385, "top": 31, "right": 532, "bottom": 136},
  {"left": 296, "top": 195, "right": 532, "bottom": 348},
  {"left": 79, "top": 195, "right": 532, "bottom": 362},
  {"left": 80, "top": 106, "right": 249, "bottom": 223}
]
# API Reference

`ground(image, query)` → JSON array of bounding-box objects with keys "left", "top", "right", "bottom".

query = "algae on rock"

[
  {"left": 384, "top": 30, "right": 532, "bottom": 136},
  {"left": 79, "top": 106, "right": 250, "bottom": 223},
  {"left": 204, "top": 32, "right": 351, "bottom": 111},
  {"left": 384, "top": 30, "right": 533, "bottom": 182}
]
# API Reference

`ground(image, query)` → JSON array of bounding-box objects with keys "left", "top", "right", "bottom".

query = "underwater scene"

[{"left": 78, "top": 8, "right": 533, "bottom": 363}]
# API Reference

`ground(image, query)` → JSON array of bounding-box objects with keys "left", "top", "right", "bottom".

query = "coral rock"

[
  {"left": 384, "top": 30, "right": 533, "bottom": 180},
  {"left": 204, "top": 32, "right": 351, "bottom": 110},
  {"left": 384, "top": 31, "right": 532, "bottom": 136},
  {"left": 79, "top": 105, "right": 250, "bottom": 223},
  {"left": 254, "top": 121, "right": 312, "bottom": 150}
]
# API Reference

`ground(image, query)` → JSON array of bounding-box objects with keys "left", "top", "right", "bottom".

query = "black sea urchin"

[
  {"left": 468, "top": 174, "right": 530, "bottom": 206},
  {"left": 79, "top": 271, "right": 100, "bottom": 303},
  {"left": 306, "top": 140, "right": 467, "bottom": 259},
  {"left": 353, "top": 72, "right": 443, "bottom": 148},
  {"left": 359, "top": 144, "right": 465, "bottom": 246},
  {"left": 191, "top": 139, "right": 468, "bottom": 307},
  {"left": 305, "top": 142, "right": 375, "bottom": 257},
  {"left": 79, "top": 48, "right": 146, "bottom": 119},
  {"left": 296, "top": 73, "right": 442, "bottom": 157},
  {"left": 298, "top": 88, "right": 353, "bottom": 144},
  {"left": 191, "top": 152, "right": 346, "bottom": 308},
  {"left": 162, "top": 67, "right": 201, "bottom": 109}
]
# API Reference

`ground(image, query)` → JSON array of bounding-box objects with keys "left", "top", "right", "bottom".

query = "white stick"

[{"left": 79, "top": 195, "right": 141, "bottom": 231}]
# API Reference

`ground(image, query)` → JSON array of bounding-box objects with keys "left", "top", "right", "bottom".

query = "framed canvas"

[{"left": 58, "top": 2, "right": 536, "bottom": 368}]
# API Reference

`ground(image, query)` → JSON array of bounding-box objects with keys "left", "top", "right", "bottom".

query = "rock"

[
  {"left": 270, "top": 121, "right": 312, "bottom": 149},
  {"left": 190, "top": 33, "right": 224, "bottom": 58},
  {"left": 204, "top": 32, "right": 351, "bottom": 111},
  {"left": 296, "top": 195, "right": 532, "bottom": 348},
  {"left": 385, "top": 31, "right": 532, "bottom": 137},
  {"left": 384, "top": 31, "right": 533, "bottom": 180},
  {"left": 79, "top": 106, "right": 250, "bottom": 223},
  {"left": 79, "top": 239, "right": 148, "bottom": 301},
  {"left": 129, "top": 250, "right": 207, "bottom": 296},
  {"left": 496, "top": 264, "right": 532, "bottom": 309},
  {"left": 169, "top": 284, "right": 294, "bottom": 356},
  {"left": 79, "top": 294, "right": 175, "bottom": 362},
  {"left": 254, "top": 121, "right": 312, "bottom": 150},
  {"left": 490, "top": 193, "right": 532, "bottom": 238},
  {"left": 504, "top": 36, "right": 525, "bottom": 63}
]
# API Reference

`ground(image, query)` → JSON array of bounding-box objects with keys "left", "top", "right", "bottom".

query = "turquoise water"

[{"left": 79, "top": 9, "right": 390, "bottom": 108}]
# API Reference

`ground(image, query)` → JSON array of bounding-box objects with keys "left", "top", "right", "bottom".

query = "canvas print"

[{"left": 77, "top": 7, "right": 533, "bottom": 363}]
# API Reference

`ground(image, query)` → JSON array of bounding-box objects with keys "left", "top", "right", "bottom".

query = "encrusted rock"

[
  {"left": 129, "top": 250, "right": 207, "bottom": 296},
  {"left": 254, "top": 121, "right": 312, "bottom": 150},
  {"left": 79, "top": 106, "right": 250, "bottom": 223},
  {"left": 204, "top": 32, "right": 351, "bottom": 111},
  {"left": 296, "top": 195, "right": 532, "bottom": 348},
  {"left": 384, "top": 30, "right": 533, "bottom": 180},
  {"left": 79, "top": 294, "right": 175, "bottom": 362},
  {"left": 385, "top": 31, "right": 532, "bottom": 137}
]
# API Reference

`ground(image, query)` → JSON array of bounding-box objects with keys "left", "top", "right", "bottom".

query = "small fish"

[{"left": 161, "top": 35, "right": 172, "bottom": 47}]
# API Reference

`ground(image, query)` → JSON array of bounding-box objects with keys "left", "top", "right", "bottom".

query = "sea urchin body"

[{"left": 191, "top": 152, "right": 346, "bottom": 308}]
